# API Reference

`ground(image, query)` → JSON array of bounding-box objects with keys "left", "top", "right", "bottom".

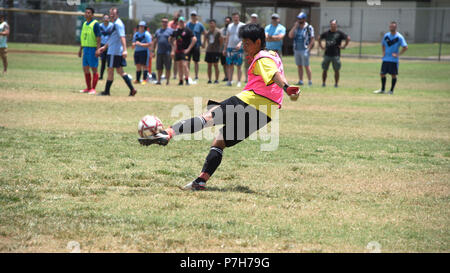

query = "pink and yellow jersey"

[{"left": 236, "top": 50, "right": 284, "bottom": 118}]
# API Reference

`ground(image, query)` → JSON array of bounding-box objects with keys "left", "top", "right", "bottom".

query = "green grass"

[
  {"left": 345, "top": 42, "right": 450, "bottom": 58},
  {"left": 7, "top": 42, "right": 79, "bottom": 53},
  {"left": 0, "top": 43, "right": 449, "bottom": 252}
]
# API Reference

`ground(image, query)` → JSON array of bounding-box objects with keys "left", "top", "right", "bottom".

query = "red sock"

[
  {"left": 92, "top": 73, "right": 99, "bottom": 89},
  {"left": 84, "top": 73, "right": 92, "bottom": 90}
]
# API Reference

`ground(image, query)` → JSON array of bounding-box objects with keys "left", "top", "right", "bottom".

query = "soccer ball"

[{"left": 138, "top": 115, "right": 164, "bottom": 138}]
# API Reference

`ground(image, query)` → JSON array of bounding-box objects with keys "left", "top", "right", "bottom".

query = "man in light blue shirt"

[
  {"left": 132, "top": 21, "right": 152, "bottom": 84},
  {"left": 96, "top": 7, "right": 137, "bottom": 96},
  {"left": 99, "top": 14, "right": 113, "bottom": 80},
  {"left": 374, "top": 21, "right": 408, "bottom": 95},
  {"left": 288, "top": 12, "right": 315, "bottom": 86},
  {"left": 265, "top": 13, "right": 286, "bottom": 56},
  {"left": 0, "top": 14, "right": 10, "bottom": 75}
]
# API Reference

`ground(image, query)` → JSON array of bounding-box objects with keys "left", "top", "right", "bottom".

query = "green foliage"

[{"left": 147, "top": 13, "right": 172, "bottom": 34}]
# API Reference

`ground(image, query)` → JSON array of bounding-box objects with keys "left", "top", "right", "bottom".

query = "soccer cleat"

[
  {"left": 133, "top": 80, "right": 140, "bottom": 84},
  {"left": 141, "top": 81, "right": 147, "bottom": 85},
  {"left": 226, "top": 81, "right": 232, "bottom": 86},
  {"left": 236, "top": 82, "right": 241, "bottom": 87},
  {"left": 207, "top": 80, "right": 212, "bottom": 84},
  {"left": 138, "top": 131, "right": 170, "bottom": 146},
  {"left": 97, "top": 91, "right": 110, "bottom": 96},
  {"left": 88, "top": 89, "right": 96, "bottom": 95},
  {"left": 297, "top": 80, "right": 304, "bottom": 86},
  {"left": 308, "top": 81, "right": 312, "bottom": 86},
  {"left": 373, "top": 89, "right": 385, "bottom": 94},
  {"left": 156, "top": 81, "right": 161, "bottom": 85},
  {"left": 179, "top": 180, "right": 206, "bottom": 191},
  {"left": 214, "top": 80, "right": 219, "bottom": 84},
  {"left": 334, "top": 84, "right": 338, "bottom": 88},
  {"left": 129, "top": 89, "right": 137, "bottom": 96},
  {"left": 80, "top": 88, "right": 90, "bottom": 93},
  {"left": 178, "top": 80, "right": 183, "bottom": 86},
  {"left": 322, "top": 83, "right": 326, "bottom": 87},
  {"left": 388, "top": 91, "right": 394, "bottom": 95}
]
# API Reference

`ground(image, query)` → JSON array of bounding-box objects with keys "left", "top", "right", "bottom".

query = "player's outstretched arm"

[{"left": 272, "top": 72, "right": 301, "bottom": 101}]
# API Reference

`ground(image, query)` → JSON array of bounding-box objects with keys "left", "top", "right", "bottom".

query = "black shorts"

[
  {"left": 134, "top": 50, "right": 148, "bottom": 65},
  {"left": 381, "top": 61, "right": 398, "bottom": 75},
  {"left": 175, "top": 52, "right": 189, "bottom": 61},
  {"left": 100, "top": 44, "right": 107, "bottom": 60},
  {"left": 156, "top": 53, "right": 172, "bottom": 70},
  {"left": 220, "top": 54, "right": 226, "bottom": 66},
  {"left": 107, "top": 54, "right": 127, "bottom": 68},
  {"left": 188, "top": 46, "right": 200, "bottom": 62},
  {"left": 208, "top": 96, "right": 271, "bottom": 148},
  {"left": 205, "top": 52, "right": 221, "bottom": 63}
]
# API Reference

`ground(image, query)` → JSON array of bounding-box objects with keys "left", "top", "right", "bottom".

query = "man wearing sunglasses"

[
  {"left": 288, "top": 12, "right": 314, "bottom": 86},
  {"left": 264, "top": 13, "right": 286, "bottom": 57}
]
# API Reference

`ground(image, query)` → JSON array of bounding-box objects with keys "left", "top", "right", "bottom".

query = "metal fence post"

[
  {"left": 438, "top": 9, "right": 445, "bottom": 61},
  {"left": 359, "top": 9, "right": 363, "bottom": 58}
]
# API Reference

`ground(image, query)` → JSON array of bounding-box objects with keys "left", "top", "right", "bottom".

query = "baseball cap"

[
  {"left": 297, "top": 12, "right": 307, "bottom": 20},
  {"left": 251, "top": 13, "right": 258, "bottom": 18},
  {"left": 271, "top": 13, "right": 280, "bottom": 19},
  {"left": 178, "top": 16, "right": 186, "bottom": 22},
  {"left": 190, "top": 10, "right": 197, "bottom": 16},
  {"left": 138, "top": 21, "right": 147, "bottom": 27}
]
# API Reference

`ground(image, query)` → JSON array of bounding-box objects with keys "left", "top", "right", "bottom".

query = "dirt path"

[{"left": 8, "top": 49, "right": 76, "bottom": 55}]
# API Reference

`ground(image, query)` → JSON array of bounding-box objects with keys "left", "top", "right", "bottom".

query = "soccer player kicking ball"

[{"left": 139, "top": 24, "right": 300, "bottom": 191}]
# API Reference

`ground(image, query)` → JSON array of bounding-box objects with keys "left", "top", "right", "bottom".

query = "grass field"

[
  {"left": 345, "top": 42, "right": 450, "bottom": 58},
  {"left": 0, "top": 43, "right": 449, "bottom": 253}
]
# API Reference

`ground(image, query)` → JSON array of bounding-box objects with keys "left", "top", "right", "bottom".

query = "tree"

[{"left": 156, "top": 0, "right": 204, "bottom": 18}]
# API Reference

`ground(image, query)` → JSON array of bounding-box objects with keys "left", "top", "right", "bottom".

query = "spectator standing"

[
  {"left": 288, "top": 12, "right": 315, "bottom": 86},
  {"left": 319, "top": 19, "right": 350, "bottom": 88}
]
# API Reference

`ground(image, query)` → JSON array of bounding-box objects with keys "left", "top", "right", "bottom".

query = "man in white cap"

[
  {"left": 244, "top": 13, "right": 259, "bottom": 82},
  {"left": 288, "top": 12, "right": 314, "bottom": 86},
  {"left": 186, "top": 10, "right": 206, "bottom": 82},
  {"left": 249, "top": 13, "right": 259, "bottom": 25},
  {"left": 132, "top": 21, "right": 152, "bottom": 84},
  {"left": 265, "top": 13, "right": 286, "bottom": 56}
]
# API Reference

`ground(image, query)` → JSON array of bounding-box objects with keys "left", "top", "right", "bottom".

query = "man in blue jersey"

[
  {"left": 78, "top": 7, "right": 101, "bottom": 95},
  {"left": 265, "top": 13, "right": 286, "bottom": 57},
  {"left": 374, "top": 21, "right": 408, "bottom": 95},
  {"left": 96, "top": 7, "right": 137, "bottom": 96},
  {"left": 186, "top": 11, "right": 206, "bottom": 81},
  {"left": 132, "top": 21, "right": 152, "bottom": 85},
  {"left": 99, "top": 14, "right": 113, "bottom": 80}
]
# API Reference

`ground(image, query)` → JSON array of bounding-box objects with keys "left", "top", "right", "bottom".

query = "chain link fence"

[{"left": 312, "top": 7, "right": 450, "bottom": 61}]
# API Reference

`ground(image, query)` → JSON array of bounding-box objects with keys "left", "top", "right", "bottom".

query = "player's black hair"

[
  {"left": 225, "top": 16, "right": 232, "bottom": 21},
  {"left": 239, "top": 23, "right": 266, "bottom": 50},
  {"left": 86, "top": 7, "right": 95, "bottom": 14},
  {"left": 209, "top": 19, "right": 216, "bottom": 24},
  {"left": 330, "top": 19, "right": 337, "bottom": 24},
  {"left": 390, "top": 21, "right": 398, "bottom": 25},
  {"left": 231, "top": 12, "right": 239, "bottom": 16}
]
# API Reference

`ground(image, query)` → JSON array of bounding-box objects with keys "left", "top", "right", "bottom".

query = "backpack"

[{"left": 306, "top": 25, "right": 314, "bottom": 49}]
